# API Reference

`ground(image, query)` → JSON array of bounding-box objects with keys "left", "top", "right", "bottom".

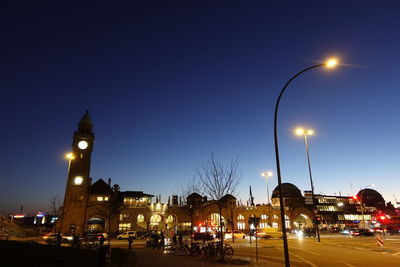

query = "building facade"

[{"left": 60, "top": 113, "right": 389, "bottom": 236}]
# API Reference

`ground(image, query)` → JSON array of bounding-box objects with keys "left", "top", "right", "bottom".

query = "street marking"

[
  {"left": 336, "top": 260, "right": 356, "bottom": 267},
  {"left": 290, "top": 252, "right": 318, "bottom": 267},
  {"left": 291, "top": 247, "right": 322, "bottom": 256},
  {"left": 234, "top": 252, "right": 303, "bottom": 263}
]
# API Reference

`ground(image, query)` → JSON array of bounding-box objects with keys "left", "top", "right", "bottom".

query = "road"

[
  {"left": 230, "top": 235, "right": 400, "bottom": 266},
  {"left": 27, "top": 234, "right": 400, "bottom": 266}
]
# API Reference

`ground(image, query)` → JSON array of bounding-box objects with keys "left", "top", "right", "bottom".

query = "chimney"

[
  {"left": 108, "top": 178, "right": 111, "bottom": 186},
  {"left": 203, "top": 196, "right": 207, "bottom": 202}
]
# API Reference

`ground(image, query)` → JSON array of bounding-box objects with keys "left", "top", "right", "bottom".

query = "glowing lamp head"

[
  {"left": 262, "top": 171, "right": 273, "bottom": 178},
  {"left": 307, "top": 129, "right": 314, "bottom": 135},
  {"left": 65, "top": 153, "right": 75, "bottom": 160},
  {"left": 295, "top": 128, "right": 305, "bottom": 136},
  {"left": 379, "top": 215, "right": 386, "bottom": 221},
  {"left": 325, "top": 58, "right": 338, "bottom": 68}
]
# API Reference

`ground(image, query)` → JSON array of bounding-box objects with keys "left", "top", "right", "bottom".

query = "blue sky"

[{"left": 1, "top": 1, "right": 400, "bottom": 214}]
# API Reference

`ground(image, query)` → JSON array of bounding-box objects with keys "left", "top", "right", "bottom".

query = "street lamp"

[
  {"left": 261, "top": 171, "right": 273, "bottom": 205},
  {"left": 295, "top": 127, "right": 320, "bottom": 242},
  {"left": 359, "top": 184, "right": 374, "bottom": 229},
  {"left": 273, "top": 58, "right": 339, "bottom": 267}
]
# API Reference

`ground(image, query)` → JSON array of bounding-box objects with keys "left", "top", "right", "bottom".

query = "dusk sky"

[{"left": 1, "top": 1, "right": 400, "bottom": 215}]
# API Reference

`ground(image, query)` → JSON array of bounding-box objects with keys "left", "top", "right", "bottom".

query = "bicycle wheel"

[{"left": 224, "top": 247, "right": 233, "bottom": 258}]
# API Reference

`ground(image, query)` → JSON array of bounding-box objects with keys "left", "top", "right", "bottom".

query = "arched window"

[
  {"left": 167, "top": 215, "right": 176, "bottom": 223},
  {"left": 237, "top": 214, "right": 244, "bottom": 220},
  {"left": 150, "top": 214, "right": 162, "bottom": 223},
  {"left": 210, "top": 213, "right": 225, "bottom": 226},
  {"left": 137, "top": 214, "right": 144, "bottom": 223}
]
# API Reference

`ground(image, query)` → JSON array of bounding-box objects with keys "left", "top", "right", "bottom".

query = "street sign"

[{"left": 377, "top": 235, "right": 384, "bottom": 247}]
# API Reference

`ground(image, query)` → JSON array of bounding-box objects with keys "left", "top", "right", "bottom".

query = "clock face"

[
  {"left": 74, "top": 176, "right": 83, "bottom": 185},
  {"left": 78, "top": 140, "right": 88, "bottom": 150}
]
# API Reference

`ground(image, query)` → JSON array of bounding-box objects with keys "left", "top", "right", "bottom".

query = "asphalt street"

[
  {"left": 111, "top": 235, "right": 400, "bottom": 266},
  {"left": 232, "top": 235, "right": 400, "bottom": 266}
]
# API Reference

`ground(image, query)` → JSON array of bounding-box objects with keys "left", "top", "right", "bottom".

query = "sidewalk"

[{"left": 131, "top": 247, "right": 281, "bottom": 267}]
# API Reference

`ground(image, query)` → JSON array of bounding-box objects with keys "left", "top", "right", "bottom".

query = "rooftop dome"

[
  {"left": 187, "top": 192, "right": 202, "bottom": 202},
  {"left": 356, "top": 188, "right": 386, "bottom": 208},
  {"left": 271, "top": 183, "right": 303, "bottom": 198}
]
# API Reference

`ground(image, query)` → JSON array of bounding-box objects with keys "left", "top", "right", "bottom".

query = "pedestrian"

[
  {"left": 178, "top": 233, "right": 183, "bottom": 245},
  {"left": 160, "top": 233, "right": 165, "bottom": 250},
  {"left": 99, "top": 234, "right": 105, "bottom": 246},
  {"left": 154, "top": 234, "right": 159, "bottom": 249},
  {"left": 56, "top": 232, "right": 62, "bottom": 246},
  {"left": 128, "top": 235, "right": 133, "bottom": 250},
  {"left": 72, "top": 233, "right": 78, "bottom": 248},
  {"left": 172, "top": 234, "right": 177, "bottom": 245}
]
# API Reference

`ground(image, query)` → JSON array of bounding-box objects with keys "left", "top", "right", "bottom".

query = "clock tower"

[{"left": 60, "top": 110, "right": 95, "bottom": 235}]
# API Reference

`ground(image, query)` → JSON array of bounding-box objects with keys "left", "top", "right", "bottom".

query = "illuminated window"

[
  {"left": 167, "top": 215, "right": 176, "bottom": 223},
  {"left": 237, "top": 222, "right": 245, "bottom": 230},
  {"left": 237, "top": 214, "right": 244, "bottom": 220},
  {"left": 97, "top": 196, "right": 103, "bottom": 201},
  {"left": 261, "top": 214, "right": 268, "bottom": 220},
  {"left": 119, "top": 223, "right": 131, "bottom": 231},
  {"left": 273, "top": 215, "right": 278, "bottom": 220},
  {"left": 210, "top": 213, "right": 225, "bottom": 226},
  {"left": 104, "top": 197, "right": 109, "bottom": 201},
  {"left": 259, "top": 222, "right": 269, "bottom": 228},
  {"left": 137, "top": 214, "right": 145, "bottom": 223},
  {"left": 119, "top": 214, "right": 130, "bottom": 221},
  {"left": 150, "top": 214, "right": 162, "bottom": 223}
]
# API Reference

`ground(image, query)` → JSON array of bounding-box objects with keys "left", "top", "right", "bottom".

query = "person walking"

[
  {"left": 128, "top": 235, "right": 133, "bottom": 250},
  {"left": 99, "top": 234, "right": 105, "bottom": 246},
  {"left": 160, "top": 233, "right": 165, "bottom": 250}
]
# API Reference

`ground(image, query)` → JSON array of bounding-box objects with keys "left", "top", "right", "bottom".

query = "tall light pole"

[
  {"left": 261, "top": 171, "right": 273, "bottom": 205},
  {"left": 295, "top": 128, "right": 320, "bottom": 242},
  {"left": 59, "top": 152, "right": 75, "bottom": 234},
  {"left": 359, "top": 184, "right": 374, "bottom": 229},
  {"left": 273, "top": 58, "right": 338, "bottom": 267}
]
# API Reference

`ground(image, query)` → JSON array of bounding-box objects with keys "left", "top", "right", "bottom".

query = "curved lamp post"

[
  {"left": 274, "top": 58, "right": 338, "bottom": 267},
  {"left": 295, "top": 128, "right": 321, "bottom": 242}
]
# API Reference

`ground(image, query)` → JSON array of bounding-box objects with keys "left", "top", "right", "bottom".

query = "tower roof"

[
  {"left": 89, "top": 179, "right": 113, "bottom": 195},
  {"left": 78, "top": 110, "right": 93, "bottom": 128},
  {"left": 271, "top": 183, "right": 303, "bottom": 198}
]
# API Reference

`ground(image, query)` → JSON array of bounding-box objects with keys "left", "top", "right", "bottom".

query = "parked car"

[
  {"left": 353, "top": 229, "right": 375, "bottom": 237},
  {"left": 295, "top": 228, "right": 316, "bottom": 238},
  {"left": 255, "top": 229, "right": 283, "bottom": 239},
  {"left": 224, "top": 230, "right": 246, "bottom": 239},
  {"left": 42, "top": 233, "right": 73, "bottom": 243},
  {"left": 86, "top": 232, "right": 108, "bottom": 240},
  {"left": 117, "top": 231, "right": 137, "bottom": 240},
  {"left": 193, "top": 232, "right": 215, "bottom": 241}
]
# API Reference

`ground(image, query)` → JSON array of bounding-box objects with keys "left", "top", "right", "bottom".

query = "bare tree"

[
  {"left": 176, "top": 175, "right": 203, "bottom": 204},
  {"left": 197, "top": 153, "right": 240, "bottom": 261}
]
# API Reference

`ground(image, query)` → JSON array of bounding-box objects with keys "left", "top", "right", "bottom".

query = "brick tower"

[{"left": 60, "top": 111, "right": 95, "bottom": 235}]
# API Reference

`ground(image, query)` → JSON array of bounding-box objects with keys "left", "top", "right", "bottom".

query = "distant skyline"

[{"left": 1, "top": 1, "right": 400, "bottom": 215}]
